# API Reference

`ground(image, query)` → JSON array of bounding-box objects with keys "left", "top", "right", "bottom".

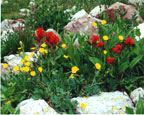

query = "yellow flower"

[
  {"left": 119, "top": 35, "right": 124, "bottom": 41},
  {"left": 30, "top": 53, "right": 34, "bottom": 57},
  {"left": 27, "top": 78, "right": 31, "bottom": 80},
  {"left": 21, "top": 59, "right": 25, "bottom": 64},
  {"left": 70, "top": 74, "right": 75, "bottom": 79},
  {"left": 31, "top": 47, "right": 36, "bottom": 50},
  {"left": 80, "top": 103, "right": 86, "bottom": 109},
  {"left": 41, "top": 43, "right": 47, "bottom": 48},
  {"left": 5, "top": 100, "right": 11, "bottom": 104},
  {"left": 103, "top": 35, "right": 109, "bottom": 40},
  {"left": 24, "top": 55, "right": 29, "bottom": 60},
  {"left": 95, "top": 63, "right": 101, "bottom": 70},
  {"left": 101, "top": 20, "right": 107, "bottom": 24},
  {"left": 18, "top": 47, "right": 21, "bottom": 50},
  {"left": 71, "top": 66, "right": 79, "bottom": 73},
  {"left": 2, "top": 63, "right": 8, "bottom": 69},
  {"left": 38, "top": 67, "right": 43, "bottom": 72},
  {"left": 24, "top": 62, "right": 31, "bottom": 66},
  {"left": 92, "top": 22, "right": 97, "bottom": 27},
  {"left": 19, "top": 52, "right": 23, "bottom": 55},
  {"left": 39, "top": 48, "right": 45, "bottom": 53},
  {"left": 103, "top": 50, "right": 107, "bottom": 54},
  {"left": 63, "top": 55, "right": 69, "bottom": 59},
  {"left": 44, "top": 49, "right": 48, "bottom": 54},
  {"left": 81, "top": 46, "right": 84, "bottom": 48},
  {"left": 13, "top": 66, "right": 19, "bottom": 72},
  {"left": 24, "top": 67, "right": 30, "bottom": 72},
  {"left": 61, "top": 43, "right": 66, "bottom": 48},
  {"left": 30, "top": 71, "right": 36, "bottom": 76}
]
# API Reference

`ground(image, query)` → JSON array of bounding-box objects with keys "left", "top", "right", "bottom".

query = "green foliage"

[
  {"left": 126, "top": 96, "right": 144, "bottom": 114},
  {"left": 1, "top": 28, "right": 35, "bottom": 60}
]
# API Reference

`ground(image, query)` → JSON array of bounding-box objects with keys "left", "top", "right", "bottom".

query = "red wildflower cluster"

[
  {"left": 106, "top": 57, "right": 115, "bottom": 63},
  {"left": 95, "top": 41, "right": 105, "bottom": 47},
  {"left": 112, "top": 44, "right": 122, "bottom": 53},
  {"left": 124, "top": 37, "right": 134, "bottom": 45},
  {"left": 34, "top": 28, "right": 45, "bottom": 40},
  {"left": 90, "top": 35, "right": 99, "bottom": 43},
  {"left": 34, "top": 28, "right": 60, "bottom": 47},
  {"left": 45, "top": 32, "right": 60, "bottom": 46}
]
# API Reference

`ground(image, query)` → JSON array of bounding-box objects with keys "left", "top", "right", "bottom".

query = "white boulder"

[
  {"left": 72, "top": 91, "right": 134, "bottom": 114},
  {"left": 135, "top": 23, "right": 144, "bottom": 41},
  {"left": 129, "top": 0, "right": 144, "bottom": 5},
  {"left": 90, "top": 5, "right": 106, "bottom": 17},
  {"left": 130, "top": 87, "right": 144, "bottom": 104},
  {"left": 71, "top": 9, "right": 88, "bottom": 20},
  {"left": 16, "top": 99, "right": 59, "bottom": 115}
]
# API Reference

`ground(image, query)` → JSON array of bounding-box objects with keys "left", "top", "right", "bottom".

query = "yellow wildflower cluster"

[
  {"left": 103, "top": 35, "right": 109, "bottom": 41},
  {"left": 63, "top": 55, "right": 69, "bottom": 59},
  {"left": 101, "top": 20, "right": 107, "bottom": 25},
  {"left": 92, "top": 22, "right": 97, "bottom": 27},
  {"left": 80, "top": 103, "right": 86, "bottom": 109},
  {"left": 2, "top": 63, "right": 8, "bottom": 69},
  {"left": 5, "top": 100, "right": 11, "bottom": 105},
  {"left": 72, "top": 66, "right": 79, "bottom": 74},
  {"left": 95, "top": 63, "right": 101, "bottom": 70},
  {"left": 39, "top": 44, "right": 48, "bottom": 54},
  {"left": 61, "top": 43, "right": 67, "bottom": 48},
  {"left": 119, "top": 35, "right": 124, "bottom": 41}
]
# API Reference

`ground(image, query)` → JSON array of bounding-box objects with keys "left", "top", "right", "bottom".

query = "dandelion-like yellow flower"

[
  {"left": 103, "top": 50, "right": 107, "bottom": 54},
  {"left": 95, "top": 63, "right": 101, "bottom": 70},
  {"left": 2, "top": 63, "right": 8, "bottom": 69},
  {"left": 24, "top": 55, "right": 29, "bottom": 60},
  {"left": 13, "top": 66, "right": 19, "bottom": 72},
  {"left": 71, "top": 66, "right": 79, "bottom": 74},
  {"left": 38, "top": 67, "right": 43, "bottom": 72},
  {"left": 18, "top": 47, "right": 22, "bottom": 50},
  {"left": 23, "top": 66, "right": 30, "bottom": 72},
  {"left": 31, "top": 47, "right": 36, "bottom": 50},
  {"left": 101, "top": 20, "right": 107, "bottom": 25},
  {"left": 5, "top": 100, "right": 11, "bottom": 104},
  {"left": 20, "top": 67, "right": 24, "bottom": 72},
  {"left": 119, "top": 35, "right": 124, "bottom": 41},
  {"left": 44, "top": 49, "right": 48, "bottom": 54},
  {"left": 103, "top": 35, "right": 109, "bottom": 40},
  {"left": 41, "top": 43, "right": 47, "bottom": 48},
  {"left": 39, "top": 48, "right": 45, "bottom": 53},
  {"left": 24, "top": 62, "right": 31, "bottom": 66},
  {"left": 92, "top": 22, "right": 97, "bottom": 27},
  {"left": 70, "top": 74, "right": 75, "bottom": 79},
  {"left": 30, "top": 71, "right": 36, "bottom": 76},
  {"left": 63, "top": 55, "right": 69, "bottom": 59},
  {"left": 30, "top": 53, "right": 34, "bottom": 57},
  {"left": 61, "top": 43, "right": 66, "bottom": 48},
  {"left": 80, "top": 103, "right": 86, "bottom": 109}
]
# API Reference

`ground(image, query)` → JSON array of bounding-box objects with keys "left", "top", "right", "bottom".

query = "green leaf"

[
  {"left": 5, "top": 86, "right": 15, "bottom": 97},
  {"left": 129, "top": 55, "right": 143, "bottom": 69},
  {"left": 136, "top": 97, "right": 144, "bottom": 114},
  {"left": 118, "top": 61, "right": 129, "bottom": 73},
  {"left": 89, "top": 57, "right": 105, "bottom": 71},
  {"left": 126, "top": 107, "right": 134, "bottom": 114}
]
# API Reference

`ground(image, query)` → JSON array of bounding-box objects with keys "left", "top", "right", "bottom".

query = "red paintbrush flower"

[
  {"left": 95, "top": 41, "right": 105, "bottom": 47},
  {"left": 112, "top": 44, "right": 122, "bottom": 53},
  {"left": 35, "top": 28, "right": 45, "bottom": 40},
  {"left": 90, "top": 35, "right": 100, "bottom": 43},
  {"left": 124, "top": 37, "right": 134, "bottom": 45},
  {"left": 106, "top": 57, "right": 115, "bottom": 63}
]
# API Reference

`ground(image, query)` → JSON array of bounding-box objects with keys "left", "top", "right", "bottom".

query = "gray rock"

[
  {"left": 16, "top": 99, "right": 59, "bottom": 115},
  {"left": 129, "top": 0, "right": 144, "bottom": 5},
  {"left": 90, "top": 5, "right": 106, "bottom": 17},
  {"left": 130, "top": 87, "right": 144, "bottom": 104},
  {"left": 72, "top": 91, "right": 134, "bottom": 114},
  {"left": 135, "top": 23, "right": 144, "bottom": 41}
]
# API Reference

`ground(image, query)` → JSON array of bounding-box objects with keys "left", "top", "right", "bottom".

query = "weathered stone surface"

[
  {"left": 72, "top": 91, "right": 134, "bottom": 114},
  {"left": 130, "top": 87, "right": 144, "bottom": 104},
  {"left": 64, "top": 10, "right": 100, "bottom": 36},
  {"left": 90, "top": 5, "right": 106, "bottom": 17},
  {"left": 135, "top": 23, "right": 144, "bottom": 41},
  {"left": 96, "top": 2, "right": 143, "bottom": 22},
  {"left": 16, "top": 99, "right": 59, "bottom": 115},
  {"left": 129, "top": 0, "right": 144, "bottom": 5}
]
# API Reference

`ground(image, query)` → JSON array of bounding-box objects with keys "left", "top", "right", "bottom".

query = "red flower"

[
  {"left": 35, "top": 28, "right": 45, "bottom": 40},
  {"left": 45, "top": 32, "right": 53, "bottom": 40},
  {"left": 124, "top": 37, "right": 134, "bottom": 45},
  {"left": 49, "top": 34, "right": 60, "bottom": 45},
  {"left": 95, "top": 41, "right": 105, "bottom": 47},
  {"left": 51, "top": 50, "right": 55, "bottom": 54},
  {"left": 112, "top": 44, "right": 122, "bottom": 53},
  {"left": 90, "top": 35, "right": 99, "bottom": 43},
  {"left": 106, "top": 57, "right": 115, "bottom": 63}
]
